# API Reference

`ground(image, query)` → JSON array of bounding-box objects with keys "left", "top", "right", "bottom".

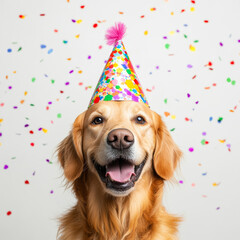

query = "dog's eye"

[
  {"left": 92, "top": 117, "right": 103, "bottom": 125},
  {"left": 135, "top": 116, "right": 146, "bottom": 124}
]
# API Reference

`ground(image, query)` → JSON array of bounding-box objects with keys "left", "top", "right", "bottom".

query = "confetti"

[
  {"left": 189, "top": 147, "right": 194, "bottom": 152},
  {"left": 6, "top": 211, "right": 12, "bottom": 216},
  {"left": 4, "top": 165, "right": 9, "bottom": 170}
]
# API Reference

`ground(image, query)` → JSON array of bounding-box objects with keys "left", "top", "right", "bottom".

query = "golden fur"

[{"left": 57, "top": 101, "right": 182, "bottom": 240}]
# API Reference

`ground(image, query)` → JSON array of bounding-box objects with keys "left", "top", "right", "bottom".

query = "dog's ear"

[
  {"left": 152, "top": 111, "right": 182, "bottom": 180},
  {"left": 58, "top": 111, "right": 86, "bottom": 181}
]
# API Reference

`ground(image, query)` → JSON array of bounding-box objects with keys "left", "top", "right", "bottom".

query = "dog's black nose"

[{"left": 107, "top": 128, "right": 134, "bottom": 150}]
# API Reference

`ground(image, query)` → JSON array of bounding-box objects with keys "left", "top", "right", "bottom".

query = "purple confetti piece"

[
  {"left": 4, "top": 165, "right": 9, "bottom": 170},
  {"left": 189, "top": 147, "right": 194, "bottom": 152},
  {"left": 187, "top": 64, "right": 193, "bottom": 68}
]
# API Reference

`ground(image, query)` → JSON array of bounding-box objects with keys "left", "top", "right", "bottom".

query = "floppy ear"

[
  {"left": 152, "top": 111, "right": 182, "bottom": 180},
  {"left": 57, "top": 111, "right": 86, "bottom": 181}
]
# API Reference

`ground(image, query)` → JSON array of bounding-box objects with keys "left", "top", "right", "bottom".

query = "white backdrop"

[{"left": 1, "top": 0, "right": 240, "bottom": 239}]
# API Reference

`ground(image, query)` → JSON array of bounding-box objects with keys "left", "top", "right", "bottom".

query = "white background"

[{"left": 0, "top": 0, "right": 240, "bottom": 239}]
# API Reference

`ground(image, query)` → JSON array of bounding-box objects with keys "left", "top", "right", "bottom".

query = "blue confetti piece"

[
  {"left": 48, "top": 49, "right": 53, "bottom": 54},
  {"left": 40, "top": 44, "right": 47, "bottom": 49}
]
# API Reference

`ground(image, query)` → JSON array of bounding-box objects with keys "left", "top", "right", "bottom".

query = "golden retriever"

[{"left": 57, "top": 100, "right": 182, "bottom": 240}]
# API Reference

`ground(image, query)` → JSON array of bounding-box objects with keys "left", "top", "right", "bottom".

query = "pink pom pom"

[{"left": 105, "top": 22, "right": 126, "bottom": 46}]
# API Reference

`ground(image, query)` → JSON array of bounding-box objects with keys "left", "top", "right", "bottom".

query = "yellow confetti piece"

[
  {"left": 0, "top": 119, "right": 3, "bottom": 123},
  {"left": 212, "top": 183, "right": 218, "bottom": 187},
  {"left": 189, "top": 45, "right": 196, "bottom": 51},
  {"left": 219, "top": 139, "right": 226, "bottom": 143},
  {"left": 24, "top": 91, "right": 28, "bottom": 96},
  {"left": 76, "top": 19, "right": 82, "bottom": 24},
  {"left": 171, "top": 115, "right": 176, "bottom": 119},
  {"left": 75, "top": 34, "right": 80, "bottom": 38},
  {"left": 171, "top": 12, "right": 174, "bottom": 15},
  {"left": 13, "top": 71, "right": 16, "bottom": 74},
  {"left": 169, "top": 31, "right": 175, "bottom": 36},
  {"left": 150, "top": 8, "right": 156, "bottom": 11},
  {"left": 42, "top": 128, "right": 48, "bottom": 133},
  {"left": 190, "top": 7, "right": 195, "bottom": 12},
  {"left": 144, "top": 30, "right": 148, "bottom": 35}
]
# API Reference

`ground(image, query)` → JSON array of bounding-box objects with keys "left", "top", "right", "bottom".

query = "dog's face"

[{"left": 58, "top": 101, "right": 182, "bottom": 197}]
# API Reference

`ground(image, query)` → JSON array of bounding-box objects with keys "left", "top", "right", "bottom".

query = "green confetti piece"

[
  {"left": 218, "top": 117, "right": 223, "bottom": 123},
  {"left": 165, "top": 43, "right": 170, "bottom": 49},
  {"left": 194, "top": 40, "right": 199, "bottom": 43},
  {"left": 104, "top": 95, "right": 113, "bottom": 101},
  {"left": 51, "top": 79, "right": 55, "bottom": 84},
  {"left": 32, "top": 77, "right": 36, "bottom": 82},
  {"left": 170, "top": 128, "right": 175, "bottom": 132},
  {"left": 11, "top": 157, "right": 16, "bottom": 160},
  {"left": 231, "top": 80, "right": 236, "bottom": 85},
  {"left": 164, "top": 98, "right": 168, "bottom": 104},
  {"left": 18, "top": 47, "right": 22, "bottom": 51},
  {"left": 184, "top": 34, "right": 188, "bottom": 38},
  {"left": 116, "top": 85, "right": 120, "bottom": 89},
  {"left": 201, "top": 139, "right": 206, "bottom": 145},
  {"left": 63, "top": 40, "right": 68, "bottom": 44},
  {"left": 30, "top": 104, "right": 35, "bottom": 107},
  {"left": 226, "top": 77, "right": 231, "bottom": 83},
  {"left": 57, "top": 113, "right": 62, "bottom": 118}
]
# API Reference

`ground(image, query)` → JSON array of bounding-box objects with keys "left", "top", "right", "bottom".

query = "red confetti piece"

[
  {"left": 192, "top": 75, "right": 196, "bottom": 79},
  {"left": 7, "top": 211, "right": 12, "bottom": 216},
  {"left": 30, "top": 142, "right": 34, "bottom": 147},
  {"left": 54, "top": 29, "right": 58, "bottom": 33},
  {"left": 19, "top": 15, "right": 25, "bottom": 19},
  {"left": 181, "top": 9, "right": 185, "bottom": 13},
  {"left": 80, "top": 5, "right": 85, "bottom": 9},
  {"left": 191, "top": 0, "right": 196, "bottom": 3},
  {"left": 230, "top": 61, "right": 235, "bottom": 65},
  {"left": 204, "top": 20, "right": 209, "bottom": 23},
  {"left": 29, "top": 130, "right": 34, "bottom": 134},
  {"left": 40, "top": 14, "right": 45, "bottom": 16},
  {"left": 140, "top": 15, "right": 145, "bottom": 18},
  {"left": 93, "top": 23, "right": 98, "bottom": 28},
  {"left": 25, "top": 180, "right": 29, "bottom": 184}
]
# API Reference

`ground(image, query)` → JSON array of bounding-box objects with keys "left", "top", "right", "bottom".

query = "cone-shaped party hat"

[{"left": 88, "top": 22, "right": 149, "bottom": 108}]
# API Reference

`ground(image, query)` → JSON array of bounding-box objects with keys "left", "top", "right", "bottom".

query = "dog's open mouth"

[{"left": 92, "top": 156, "right": 147, "bottom": 192}]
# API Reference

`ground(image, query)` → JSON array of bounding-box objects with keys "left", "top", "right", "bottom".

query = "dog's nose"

[{"left": 107, "top": 128, "right": 134, "bottom": 150}]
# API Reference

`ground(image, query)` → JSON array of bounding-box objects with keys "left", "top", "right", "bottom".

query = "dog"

[{"left": 57, "top": 100, "right": 182, "bottom": 240}]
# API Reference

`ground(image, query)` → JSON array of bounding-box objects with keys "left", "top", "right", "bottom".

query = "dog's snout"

[{"left": 107, "top": 128, "right": 134, "bottom": 150}]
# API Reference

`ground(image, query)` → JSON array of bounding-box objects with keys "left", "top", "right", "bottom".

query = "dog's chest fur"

[{"left": 58, "top": 171, "right": 179, "bottom": 240}]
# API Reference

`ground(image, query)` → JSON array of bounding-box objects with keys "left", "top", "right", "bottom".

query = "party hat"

[{"left": 88, "top": 22, "right": 149, "bottom": 108}]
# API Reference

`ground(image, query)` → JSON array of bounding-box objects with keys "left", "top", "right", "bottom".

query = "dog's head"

[{"left": 58, "top": 101, "right": 182, "bottom": 197}]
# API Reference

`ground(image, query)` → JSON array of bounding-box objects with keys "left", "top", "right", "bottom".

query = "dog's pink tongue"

[{"left": 106, "top": 160, "right": 135, "bottom": 183}]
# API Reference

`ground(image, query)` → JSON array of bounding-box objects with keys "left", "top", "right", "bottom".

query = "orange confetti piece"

[
  {"left": 67, "top": 58, "right": 71, "bottom": 61},
  {"left": 13, "top": 71, "right": 16, "bottom": 74},
  {"left": 119, "top": 12, "right": 124, "bottom": 14},
  {"left": 20, "top": 100, "right": 25, "bottom": 104},
  {"left": 219, "top": 139, "right": 226, "bottom": 143},
  {"left": 0, "top": 119, "right": 3, "bottom": 123},
  {"left": 24, "top": 91, "right": 28, "bottom": 96},
  {"left": 164, "top": 112, "right": 170, "bottom": 117},
  {"left": 204, "top": 87, "right": 211, "bottom": 90},
  {"left": 150, "top": 8, "right": 156, "bottom": 11},
  {"left": 6, "top": 75, "right": 8, "bottom": 79},
  {"left": 78, "top": 70, "right": 82, "bottom": 74}
]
